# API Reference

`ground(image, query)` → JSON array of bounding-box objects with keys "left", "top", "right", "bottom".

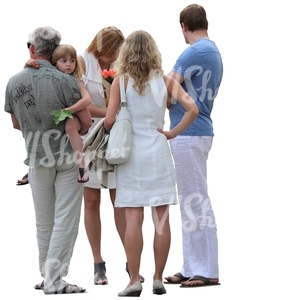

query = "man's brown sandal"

[{"left": 164, "top": 272, "right": 190, "bottom": 284}]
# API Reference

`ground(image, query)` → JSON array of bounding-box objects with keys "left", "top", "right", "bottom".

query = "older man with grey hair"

[{"left": 5, "top": 26, "right": 88, "bottom": 294}]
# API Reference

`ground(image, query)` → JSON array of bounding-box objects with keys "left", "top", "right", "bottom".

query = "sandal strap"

[
  {"left": 62, "top": 284, "right": 85, "bottom": 293},
  {"left": 188, "top": 275, "right": 212, "bottom": 284},
  {"left": 173, "top": 272, "right": 190, "bottom": 281},
  {"left": 94, "top": 262, "right": 108, "bottom": 284},
  {"left": 125, "top": 262, "right": 145, "bottom": 283}
]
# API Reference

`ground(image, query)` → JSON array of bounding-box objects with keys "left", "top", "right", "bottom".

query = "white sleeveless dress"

[{"left": 115, "top": 76, "right": 178, "bottom": 207}]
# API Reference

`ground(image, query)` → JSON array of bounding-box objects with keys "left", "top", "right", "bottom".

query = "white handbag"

[{"left": 105, "top": 76, "right": 132, "bottom": 164}]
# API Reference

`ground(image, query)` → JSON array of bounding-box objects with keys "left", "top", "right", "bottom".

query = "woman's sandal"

[
  {"left": 94, "top": 262, "right": 108, "bottom": 285},
  {"left": 126, "top": 262, "right": 145, "bottom": 283},
  {"left": 17, "top": 173, "right": 29, "bottom": 186},
  {"left": 77, "top": 167, "right": 89, "bottom": 183}
]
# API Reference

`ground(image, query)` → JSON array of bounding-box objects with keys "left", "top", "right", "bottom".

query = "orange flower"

[{"left": 102, "top": 69, "right": 116, "bottom": 84}]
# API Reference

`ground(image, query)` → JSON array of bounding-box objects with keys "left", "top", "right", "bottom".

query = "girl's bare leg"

[
  {"left": 76, "top": 108, "right": 92, "bottom": 135},
  {"left": 65, "top": 116, "right": 89, "bottom": 182}
]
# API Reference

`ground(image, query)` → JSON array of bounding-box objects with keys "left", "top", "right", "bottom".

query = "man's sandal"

[
  {"left": 44, "top": 284, "right": 85, "bottom": 294},
  {"left": 180, "top": 275, "right": 220, "bottom": 287},
  {"left": 34, "top": 280, "right": 44, "bottom": 290},
  {"left": 164, "top": 272, "right": 190, "bottom": 284},
  {"left": 17, "top": 173, "right": 29, "bottom": 186}
]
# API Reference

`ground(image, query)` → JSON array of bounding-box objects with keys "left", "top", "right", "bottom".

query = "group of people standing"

[{"left": 5, "top": 3, "right": 223, "bottom": 297}]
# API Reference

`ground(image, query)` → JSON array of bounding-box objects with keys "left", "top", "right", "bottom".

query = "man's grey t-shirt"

[{"left": 5, "top": 60, "right": 81, "bottom": 167}]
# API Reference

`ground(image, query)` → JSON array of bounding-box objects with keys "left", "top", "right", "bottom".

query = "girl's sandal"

[{"left": 77, "top": 168, "right": 89, "bottom": 183}]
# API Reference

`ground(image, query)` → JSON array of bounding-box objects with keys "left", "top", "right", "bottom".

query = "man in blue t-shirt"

[{"left": 165, "top": 4, "right": 223, "bottom": 287}]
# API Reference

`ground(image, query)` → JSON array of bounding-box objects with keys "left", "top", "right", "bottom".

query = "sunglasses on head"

[{"left": 27, "top": 42, "right": 31, "bottom": 49}]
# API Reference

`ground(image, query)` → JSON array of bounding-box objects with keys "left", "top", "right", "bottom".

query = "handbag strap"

[{"left": 119, "top": 76, "right": 127, "bottom": 106}]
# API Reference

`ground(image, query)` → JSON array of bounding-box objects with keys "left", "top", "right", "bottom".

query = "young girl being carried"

[{"left": 17, "top": 44, "right": 92, "bottom": 184}]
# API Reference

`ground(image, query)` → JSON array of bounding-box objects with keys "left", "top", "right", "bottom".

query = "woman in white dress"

[
  {"left": 78, "top": 27, "right": 129, "bottom": 285},
  {"left": 104, "top": 30, "right": 199, "bottom": 297}
]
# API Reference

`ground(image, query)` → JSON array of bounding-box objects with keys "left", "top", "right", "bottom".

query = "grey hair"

[{"left": 28, "top": 26, "right": 61, "bottom": 59}]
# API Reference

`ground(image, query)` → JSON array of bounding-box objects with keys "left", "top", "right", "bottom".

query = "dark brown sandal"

[
  {"left": 164, "top": 272, "right": 190, "bottom": 284},
  {"left": 44, "top": 283, "right": 86, "bottom": 294},
  {"left": 61, "top": 284, "right": 86, "bottom": 293},
  {"left": 94, "top": 262, "right": 108, "bottom": 285},
  {"left": 180, "top": 275, "right": 220, "bottom": 288}
]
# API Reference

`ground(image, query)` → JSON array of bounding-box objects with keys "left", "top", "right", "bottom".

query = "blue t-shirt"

[{"left": 169, "top": 38, "right": 223, "bottom": 136}]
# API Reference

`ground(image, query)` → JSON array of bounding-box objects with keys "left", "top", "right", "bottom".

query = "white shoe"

[
  {"left": 153, "top": 280, "right": 166, "bottom": 295},
  {"left": 118, "top": 281, "right": 142, "bottom": 297}
]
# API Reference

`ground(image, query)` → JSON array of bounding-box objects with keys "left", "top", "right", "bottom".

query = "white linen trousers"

[
  {"left": 28, "top": 161, "right": 83, "bottom": 293},
  {"left": 169, "top": 135, "right": 219, "bottom": 279}
]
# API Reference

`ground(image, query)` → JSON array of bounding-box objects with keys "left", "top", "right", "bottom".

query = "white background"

[{"left": 1, "top": 0, "right": 300, "bottom": 299}]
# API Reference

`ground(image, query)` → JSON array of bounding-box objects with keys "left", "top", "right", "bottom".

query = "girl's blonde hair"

[
  {"left": 51, "top": 44, "right": 83, "bottom": 79},
  {"left": 86, "top": 26, "right": 125, "bottom": 60},
  {"left": 117, "top": 30, "right": 163, "bottom": 95}
]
